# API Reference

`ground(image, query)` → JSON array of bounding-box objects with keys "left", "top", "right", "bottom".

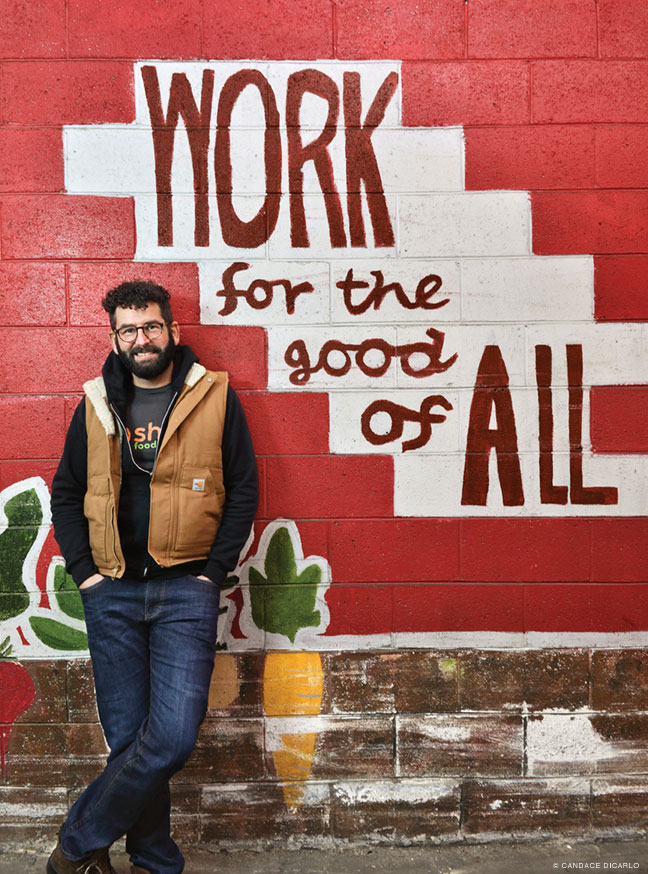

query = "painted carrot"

[{"left": 248, "top": 526, "right": 326, "bottom": 810}]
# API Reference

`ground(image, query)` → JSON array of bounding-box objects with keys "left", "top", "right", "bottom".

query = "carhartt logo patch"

[{"left": 192, "top": 478, "right": 205, "bottom": 492}]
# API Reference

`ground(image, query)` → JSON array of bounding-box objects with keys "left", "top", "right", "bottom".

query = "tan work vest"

[{"left": 83, "top": 364, "right": 228, "bottom": 578}]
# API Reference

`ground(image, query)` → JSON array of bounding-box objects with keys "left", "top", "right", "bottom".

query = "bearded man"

[{"left": 49, "top": 280, "right": 258, "bottom": 874}]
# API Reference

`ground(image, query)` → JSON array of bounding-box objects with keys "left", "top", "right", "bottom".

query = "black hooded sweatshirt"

[{"left": 51, "top": 344, "right": 258, "bottom": 587}]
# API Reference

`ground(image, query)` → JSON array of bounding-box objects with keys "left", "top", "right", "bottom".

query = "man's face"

[{"left": 111, "top": 303, "right": 179, "bottom": 381}]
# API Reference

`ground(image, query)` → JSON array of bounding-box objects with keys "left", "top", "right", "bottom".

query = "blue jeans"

[{"left": 60, "top": 574, "right": 220, "bottom": 874}]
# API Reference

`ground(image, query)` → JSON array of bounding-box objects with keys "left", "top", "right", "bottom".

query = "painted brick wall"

[{"left": 1, "top": 0, "right": 648, "bottom": 849}]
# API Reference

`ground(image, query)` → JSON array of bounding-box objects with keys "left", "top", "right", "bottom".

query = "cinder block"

[
  {"left": 591, "top": 650, "right": 648, "bottom": 711},
  {"left": 0, "top": 461, "right": 59, "bottom": 491},
  {"left": 183, "top": 719, "right": 264, "bottom": 782},
  {"left": 392, "top": 584, "right": 525, "bottom": 634},
  {"left": 461, "top": 256, "right": 592, "bottom": 322},
  {"left": 532, "top": 191, "right": 648, "bottom": 255},
  {"left": 598, "top": 0, "right": 648, "bottom": 58},
  {"left": 179, "top": 326, "right": 267, "bottom": 391},
  {"left": 393, "top": 651, "right": 459, "bottom": 713},
  {"left": 323, "top": 584, "right": 393, "bottom": 640},
  {"left": 595, "top": 255, "right": 648, "bottom": 321},
  {"left": 398, "top": 714, "right": 524, "bottom": 777},
  {"left": 66, "top": 660, "right": 98, "bottom": 724},
  {"left": 528, "top": 713, "right": 648, "bottom": 775},
  {"left": 336, "top": 0, "right": 464, "bottom": 60},
  {"left": 200, "top": 261, "right": 330, "bottom": 327},
  {"left": 68, "top": 0, "right": 202, "bottom": 58},
  {"left": 0, "top": 786, "right": 68, "bottom": 823},
  {"left": 265, "top": 455, "right": 393, "bottom": 519},
  {"left": 459, "top": 651, "right": 589, "bottom": 712},
  {"left": 328, "top": 518, "right": 460, "bottom": 583},
  {"left": 202, "top": 0, "right": 334, "bottom": 60},
  {"left": 207, "top": 652, "right": 265, "bottom": 718},
  {"left": 0, "top": 0, "right": 66, "bottom": 58},
  {"left": 592, "top": 776, "right": 648, "bottom": 828},
  {"left": 596, "top": 126, "right": 648, "bottom": 187},
  {"left": 201, "top": 782, "right": 331, "bottom": 842},
  {"left": 532, "top": 60, "right": 648, "bottom": 123},
  {"left": 327, "top": 652, "right": 397, "bottom": 714},
  {"left": 590, "top": 386, "right": 648, "bottom": 453},
  {"left": 467, "top": 0, "right": 597, "bottom": 58},
  {"left": 0, "top": 328, "right": 110, "bottom": 393},
  {"left": 5, "top": 723, "right": 106, "bottom": 786},
  {"left": 590, "top": 519, "right": 648, "bottom": 582},
  {"left": 68, "top": 262, "right": 200, "bottom": 326},
  {"left": 460, "top": 518, "right": 591, "bottom": 582},
  {"left": 400, "top": 193, "right": 530, "bottom": 258},
  {"left": 0, "top": 130, "right": 64, "bottom": 193},
  {"left": 2, "top": 62, "right": 134, "bottom": 125},
  {"left": 524, "top": 583, "right": 648, "bottom": 634},
  {"left": 331, "top": 779, "right": 461, "bottom": 840},
  {"left": 0, "top": 397, "right": 66, "bottom": 460},
  {"left": 0, "top": 263, "right": 66, "bottom": 327},
  {"left": 402, "top": 61, "right": 530, "bottom": 126},
  {"left": 14, "top": 661, "right": 67, "bottom": 724},
  {"left": 465, "top": 126, "right": 596, "bottom": 191},
  {"left": 274, "top": 715, "right": 395, "bottom": 780},
  {"left": 463, "top": 778, "right": 591, "bottom": 833},
  {"left": 1, "top": 196, "right": 135, "bottom": 260},
  {"left": 238, "top": 392, "right": 329, "bottom": 456}
]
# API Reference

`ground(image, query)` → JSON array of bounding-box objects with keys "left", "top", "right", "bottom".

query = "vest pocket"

[
  {"left": 174, "top": 465, "right": 225, "bottom": 558},
  {"left": 84, "top": 475, "right": 114, "bottom": 568}
]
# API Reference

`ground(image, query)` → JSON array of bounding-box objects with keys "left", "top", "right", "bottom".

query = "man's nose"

[{"left": 134, "top": 327, "right": 152, "bottom": 342}]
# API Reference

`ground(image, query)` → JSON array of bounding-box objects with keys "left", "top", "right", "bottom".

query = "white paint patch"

[
  {"left": 526, "top": 714, "right": 624, "bottom": 774},
  {"left": 334, "top": 779, "right": 459, "bottom": 805}
]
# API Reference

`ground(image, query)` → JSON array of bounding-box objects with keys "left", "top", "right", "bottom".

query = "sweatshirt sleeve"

[
  {"left": 201, "top": 386, "right": 259, "bottom": 585},
  {"left": 50, "top": 398, "right": 98, "bottom": 586}
]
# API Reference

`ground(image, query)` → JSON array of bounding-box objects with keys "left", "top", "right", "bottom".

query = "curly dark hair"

[{"left": 101, "top": 280, "right": 174, "bottom": 329}]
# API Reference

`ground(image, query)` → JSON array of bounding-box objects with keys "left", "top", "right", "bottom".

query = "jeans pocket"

[{"left": 79, "top": 575, "right": 109, "bottom": 596}]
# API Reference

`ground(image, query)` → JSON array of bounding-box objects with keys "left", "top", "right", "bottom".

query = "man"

[{"left": 49, "top": 281, "right": 258, "bottom": 874}]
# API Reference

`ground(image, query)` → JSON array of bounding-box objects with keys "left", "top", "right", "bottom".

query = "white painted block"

[
  {"left": 461, "top": 256, "right": 593, "bottom": 323},
  {"left": 526, "top": 714, "right": 631, "bottom": 775},
  {"left": 331, "top": 259, "right": 460, "bottom": 324},
  {"left": 264, "top": 62, "right": 401, "bottom": 130},
  {"left": 269, "top": 193, "right": 398, "bottom": 259},
  {"left": 373, "top": 128, "right": 463, "bottom": 193},
  {"left": 200, "top": 260, "right": 330, "bottom": 325},
  {"left": 328, "top": 389, "right": 460, "bottom": 455},
  {"left": 525, "top": 323, "right": 648, "bottom": 387},
  {"left": 267, "top": 326, "right": 398, "bottom": 390},
  {"left": 65, "top": 126, "right": 157, "bottom": 195},
  {"left": 394, "top": 324, "right": 526, "bottom": 389},
  {"left": 134, "top": 194, "right": 269, "bottom": 261},
  {"left": 134, "top": 61, "right": 272, "bottom": 127},
  {"left": 400, "top": 192, "right": 530, "bottom": 257}
]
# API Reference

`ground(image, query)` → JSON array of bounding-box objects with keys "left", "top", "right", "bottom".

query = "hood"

[{"left": 101, "top": 343, "right": 200, "bottom": 408}]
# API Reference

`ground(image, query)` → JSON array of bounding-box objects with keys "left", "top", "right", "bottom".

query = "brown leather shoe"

[
  {"left": 131, "top": 867, "right": 151, "bottom": 874},
  {"left": 46, "top": 839, "right": 117, "bottom": 874}
]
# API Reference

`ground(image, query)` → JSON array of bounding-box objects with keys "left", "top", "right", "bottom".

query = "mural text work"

[{"left": 64, "top": 61, "right": 648, "bottom": 517}]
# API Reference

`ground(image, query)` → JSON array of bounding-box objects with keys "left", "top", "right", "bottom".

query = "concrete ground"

[{"left": 2, "top": 837, "right": 647, "bottom": 874}]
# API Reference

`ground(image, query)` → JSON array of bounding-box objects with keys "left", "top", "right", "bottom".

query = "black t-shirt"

[{"left": 124, "top": 384, "right": 174, "bottom": 472}]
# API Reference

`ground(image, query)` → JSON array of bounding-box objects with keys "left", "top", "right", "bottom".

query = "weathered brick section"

[{"left": 4, "top": 648, "right": 648, "bottom": 846}]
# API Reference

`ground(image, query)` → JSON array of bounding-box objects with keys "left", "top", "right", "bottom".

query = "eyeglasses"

[{"left": 114, "top": 321, "right": 169, "bottom": 343}]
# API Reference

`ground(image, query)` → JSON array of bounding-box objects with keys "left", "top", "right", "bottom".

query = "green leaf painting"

[
  {"left": 0, "top": 489, "right": 41, "bottom": 621},
  {"left": 53, "top": 565, "right": 85, "bottom": 621},
  {"left": 29, "top": 617, "right": 88, "bottom": 651},
  {"left": 249, "top": 527, "right": 321, "bottom": 643}
]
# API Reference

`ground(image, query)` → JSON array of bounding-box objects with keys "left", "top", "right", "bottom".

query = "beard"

[{"left": 116, "top": 334, "right": 176, "bottom": 380}]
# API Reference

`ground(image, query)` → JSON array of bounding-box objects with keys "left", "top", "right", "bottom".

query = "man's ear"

[
  {"left": 170, "top": 322, "right": 180, "bottom": 344},
  {"left": 110, "top": 333, "right": 119, "bottom": 355}
]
